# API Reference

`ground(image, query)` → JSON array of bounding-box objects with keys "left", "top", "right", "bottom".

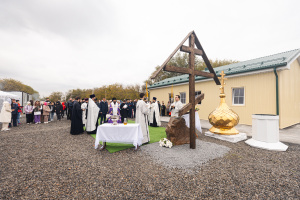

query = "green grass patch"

[{"left": 90, "top": 119, "right": 166, "bottom": 153}]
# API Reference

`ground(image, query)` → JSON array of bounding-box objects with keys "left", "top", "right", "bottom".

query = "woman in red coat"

[{"left": 61, "top": 102, "right": 66, "bottom": 118}]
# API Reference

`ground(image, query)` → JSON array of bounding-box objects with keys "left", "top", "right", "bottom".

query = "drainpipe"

[{"left": 273, "top": 67, "right": 279, "bottom": 115}]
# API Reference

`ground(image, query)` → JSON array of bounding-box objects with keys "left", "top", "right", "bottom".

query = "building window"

[
  {"left": 180, "top": 92, "right": 186, "bottom": 104},
  {"left": 232, "top": 87, "right": 245, "bottom": 105},
  {"left": 168, "top": 93, "right": 173, "bottom": 103},
  {"left": 195, "top": 91, "right": 201, "bottom": 104}
]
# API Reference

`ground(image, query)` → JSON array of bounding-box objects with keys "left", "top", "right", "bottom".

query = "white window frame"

[
  {"left": 232, "top": 87, "right": 245, "bottom": 106},
  {"left": 180, "top": 92, "right": 186, "bottom": 104}
]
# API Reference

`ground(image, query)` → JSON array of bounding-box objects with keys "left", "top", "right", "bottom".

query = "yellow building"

[{"left": 149, "top": 49, "right": 300, "bottom": 129}]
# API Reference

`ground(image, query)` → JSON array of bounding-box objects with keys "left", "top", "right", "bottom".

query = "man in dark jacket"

[
  {"left": 99, "top": 97, "right": 108, "bottom": 124},
  {"left": 54, "top": 101, "right": 63, "bottom": 121},
  {"left": 127, "top": 99, "right": 134, "bottom": 118},
  {"left": 67, "top": 98, "right": 73, "bottom": 120},
  {"left": 11, "top": 99, "right": 19, "bottom": 127}
]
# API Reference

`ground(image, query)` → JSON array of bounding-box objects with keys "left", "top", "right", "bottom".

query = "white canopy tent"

[{"left": 0, "top": 91, "right": 19, "bottom": 99}]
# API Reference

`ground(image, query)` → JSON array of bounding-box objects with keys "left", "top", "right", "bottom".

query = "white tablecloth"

[
  {"left": 95, "top": 123, "right": 144, "bottom": 149},
  {"left": 182, "top": 113, "right": 202, "bottom": 133}
]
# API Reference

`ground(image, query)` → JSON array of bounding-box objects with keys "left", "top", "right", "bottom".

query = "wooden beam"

[
  {"left": 165, "top": 66, "right": 214, "bottom": 78},
  {"left": 178, "top": 93, "right": 204, "bottom": 116},
  {"left": 193, "top": 32, "right": 221, "bottom": 85},
  {"left": 180, "top": 45, "right": 203, "bottom": 56},
  {"left": 150, "top": 31, "right": 194, "bottom": 79},
  {"left": 164, "top": 65, "right": 191, "bottom": 74},
  {"left": 195, "top": 93, "right": 204, "bottom": 104},
  {"left": 194, "top": 70, "right": 214, "bottom": 78},
  {"left": 179, "top": 103, "right": 192, "bottom": 116}
]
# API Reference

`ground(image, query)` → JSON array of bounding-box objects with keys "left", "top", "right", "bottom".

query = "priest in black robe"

[
  {"left": 120, "top": 100, "right": 128, "bottom": 123},
  {"left": 70, "top": 96, "right": 84, "bottom": 135}
]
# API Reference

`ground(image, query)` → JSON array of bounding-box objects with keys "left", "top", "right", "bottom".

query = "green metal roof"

[{"left": 149, "top": 48, "right": 300, "bottom": 89}]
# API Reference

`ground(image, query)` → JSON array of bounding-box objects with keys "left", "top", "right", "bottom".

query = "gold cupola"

[{"left": 208, "top": 71, "right": 240, "bottom": 135}]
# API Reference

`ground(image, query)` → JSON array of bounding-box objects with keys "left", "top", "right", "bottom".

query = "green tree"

[
  {"left": 48, "top": 92, "right": 63, "bottom": 102},
  {"left": 64, "top": 83, "right": 141, "bottom": 101},
  {"left": 0, "top": 78, "right": 39, "bottom": 95}
]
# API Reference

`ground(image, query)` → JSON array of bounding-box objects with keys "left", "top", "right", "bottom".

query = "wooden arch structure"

[{"left": 151, "top": 30, "right": 220, "bottom": 149}]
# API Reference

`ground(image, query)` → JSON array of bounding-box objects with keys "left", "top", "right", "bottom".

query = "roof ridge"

[
  {"left": 210, "top": 48, "right": 300, "bottom": 70},
  {"left": 239, "top": 48, "right": 300, "bottom": 63}
]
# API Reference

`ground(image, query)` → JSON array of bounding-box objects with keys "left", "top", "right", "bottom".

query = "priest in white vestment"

[
  {"left": 170, "top": 95, "right": 183, "bottom": 117},
  {"left": 81, "top": 98, "right": 88, "bottom": 126},
  {"left": 149, "top": 97, "right": 161, "bottom": 127},
  {"left": 135, "top": 93, "right": 150, "bottom": 144},
  {"left": 86, "top": 94, "right": 100, "bottom": 134}
]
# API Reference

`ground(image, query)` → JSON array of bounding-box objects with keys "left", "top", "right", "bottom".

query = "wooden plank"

[
  {"left": 195, "top": 93, "right": 204, "bottom": 104},
  {"left": 150, "top": 31, "right": 194, "bottom": 79},
  {"left": 189, "top": 33, "right": 196, "bottom": 149},
  {"left": 194, "top": 70, "right": 214, "bottom": 78},
  {"left": 178, "top": 93, "right": 205, "bottom": 116},
  {"left": 180, "top": 45, "right": 203, "bottom": 56},
  {"left": 193, "top": 32, "right": 221, "bottom": 85},
  {"left": 178, "top": 103, "right": 192, "bottom": 116},
  {"left": 164, "top": 65, "right": 191, "bottom": 75},
  {"left": 165, "top": 65, "right": 214, "bottom": 78}
]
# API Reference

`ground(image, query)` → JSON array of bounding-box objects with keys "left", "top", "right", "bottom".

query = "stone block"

[{"left": 166, "top": 117, "right": 190, "bottom": 145}]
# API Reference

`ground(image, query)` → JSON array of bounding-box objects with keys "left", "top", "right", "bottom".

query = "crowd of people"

[
  {"left": 69, "top": 93, "right": 184, "bottom": 145},
  {"left": 0, "top": 97, "right": 68, "bottom": 131},
  {"left": 0, "top": 93, "right": 184, "bottom": 145}
]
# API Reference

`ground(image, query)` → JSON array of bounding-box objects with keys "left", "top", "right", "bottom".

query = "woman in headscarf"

[{"left": 43, "top": 102, "right": 51, "bottom": 123}]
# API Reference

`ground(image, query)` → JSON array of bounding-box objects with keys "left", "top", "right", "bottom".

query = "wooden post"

[{"left": 189, "top": 34, "right": 196, "bottom": 149}]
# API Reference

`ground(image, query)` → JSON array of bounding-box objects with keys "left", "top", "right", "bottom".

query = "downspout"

[{"left": 273, "top": 67, "right": 279, "bottom": 115}]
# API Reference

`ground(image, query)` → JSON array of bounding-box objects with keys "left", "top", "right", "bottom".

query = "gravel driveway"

[{"left": 0, "top": 117, "right": 299, "bottom": 199}]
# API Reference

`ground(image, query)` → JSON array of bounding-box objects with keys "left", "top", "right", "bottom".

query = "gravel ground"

[
  {"left": 0, "top": 116, "right": 299, "bottom": 199},
  {"left": 141, "top": 140, "right": 230, "bottom": 173}
]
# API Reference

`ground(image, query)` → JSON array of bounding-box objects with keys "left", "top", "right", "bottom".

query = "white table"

[
  {"left": 182, "top": 113, "right": 202, "bottom": 133},
  {"left": 95, "top": 123, "right": 144, "bottom": 150}
]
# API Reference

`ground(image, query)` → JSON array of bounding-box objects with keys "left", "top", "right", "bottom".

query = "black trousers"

[
  {"left": 12, "top": 114, "right": 18, "bottom": 126},
  {"left": 100, "top": 113, "right": 106, "bottom": 124},
  {"left": 67, "top": 108, "right": 72, "bottom": 119},
  {"left": 150, "top": 112, "right": 158, "bottom": 127},
  {"left": 56, "top": 112, "right": 61, "bottom": 120},
  {"left": 31, "top": 113, "right": 35, "bottom": 123},
  {"left": 26, "top": 114, "right": 33, "bottom": 123}
]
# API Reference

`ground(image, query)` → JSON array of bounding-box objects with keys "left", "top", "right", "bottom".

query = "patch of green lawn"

[{"left": 90, "top": 119, "right": 166, "bottom": 153}]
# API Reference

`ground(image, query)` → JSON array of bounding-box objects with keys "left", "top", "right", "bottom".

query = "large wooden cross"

[{"left": 151, "top": 31, "right": 220, "bottom": 149}]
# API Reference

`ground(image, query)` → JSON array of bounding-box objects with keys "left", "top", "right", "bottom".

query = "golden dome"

[{"left": 208, "top": 71, "right": 240, "bottom": 135}]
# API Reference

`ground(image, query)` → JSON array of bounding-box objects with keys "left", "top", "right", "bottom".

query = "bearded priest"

[
  {"left": 135, "top": 93, "right": 150, "bottom": 144},
  {"left": 86, "top": 94, "right": 100, "bottom": 134}
]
